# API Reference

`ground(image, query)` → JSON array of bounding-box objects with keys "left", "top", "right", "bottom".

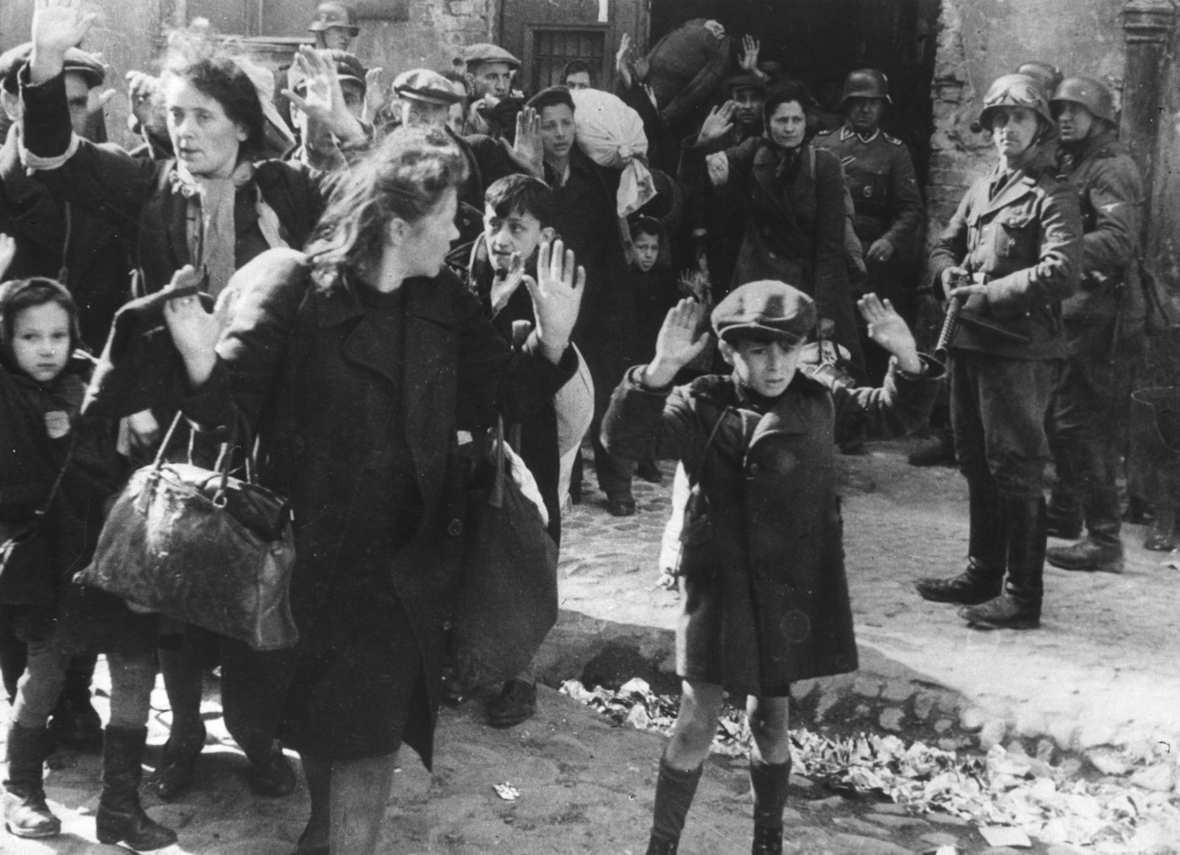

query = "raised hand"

[
  {"left": 509, "top": 106, "right": 544, "bottom": 177},
  {"left": 524, "top": 239, "right": 585, "bottom": 363},
  {"left": 283, "top": 47, "right": 364, "bottom": 143},
  {"left": 644, "top": 298, "right": 710, "bottom": 387},
  {"left": 162, "top": 265, "right": 222, "bottom": 388},
  {"left": 362, "top": 67, "right": 385, "bottom": 123},
  {"left": 697, "top": 102, "right": 736, "bottom": 146},
  {"left": 615, "top": 33, "right": 633, "bottom": 89},
  {"left": 0, "top": 233, "right": 16, "bottom": 280},
  {"left": 738, "top": 35, "right": 760, "bottom": 73},
  {"left": 30, "top": 0, "right": 97, "bottom": 84},
  {"left": 490, "top": 251, "right": 526, "bottom": 315},
  {"left": 857, "top": 293, "right": 921, "bottom": 374}
]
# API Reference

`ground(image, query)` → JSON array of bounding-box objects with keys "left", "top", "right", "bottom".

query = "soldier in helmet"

[
  {"left": 309, "top": 1, "right": 360, "bottom": 53},
  {"left": 1043, "top": 76, "right": 1144, "bottom": 573},
  {"left": 814, "top": 69, "right": 924, "bottom": 385},
  {"left": 915, "top": 74, "right": 1081, "bottom": 630}
]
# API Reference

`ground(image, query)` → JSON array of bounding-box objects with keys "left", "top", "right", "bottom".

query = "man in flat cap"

[
  {"left": 0, "top": 42, "right": 134, "bottom": 751},
  {"left": 462, "top": 43, "right": 523, "bottom": 139},
  {"left": 600, "top": 285, "right": 938, "bottom": 855},
  {"left": 390, "top": 68, "right": 524, "bottom": 246}
]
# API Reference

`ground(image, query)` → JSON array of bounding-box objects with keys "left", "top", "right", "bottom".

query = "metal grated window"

[{"left": 531, "top": 29, "right": 606, "bottom": 91}]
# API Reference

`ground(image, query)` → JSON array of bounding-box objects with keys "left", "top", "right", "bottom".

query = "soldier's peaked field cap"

[
  {"left": 0, "top": 43, "right": 104, "bottom": 94},
  {"left": 393, "top": 69, "right": 462, "bottom": 106},
  {"left": 309, "top": 2, "right": 359, "bottom": 34},
  {"left": 463, "top": 43, "right": 521, "bottom": 70},
  {"left": 712, "top": 281, "right": 817, "bottom": 343}
]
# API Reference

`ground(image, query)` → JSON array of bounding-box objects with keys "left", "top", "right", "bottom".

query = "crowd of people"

[{"left": 0, "top": 1, "right": 1154, "bottom": 854}]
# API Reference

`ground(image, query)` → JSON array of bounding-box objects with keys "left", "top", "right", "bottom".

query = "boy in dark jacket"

[{"left": 601, "top": 282, "right": 941, "bottom": 855}]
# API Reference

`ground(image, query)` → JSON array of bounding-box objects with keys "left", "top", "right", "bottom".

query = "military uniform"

[
  {"left": 815, "top": 124, "right": 924, "bottom": 380},
  {"left": 1045, "top": 129, "right": 1144, "bottom": 560}
]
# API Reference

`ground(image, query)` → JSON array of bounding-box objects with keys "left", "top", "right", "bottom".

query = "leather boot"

[
  {"left": 1049, "top": 434, "right": 1125, "bottom": 572},
  {"left": 49, "top": 655, "right": 103, "bottom": 750},
  {"left": 2, "top": 723, "right": 60, "bottom": 838},
  {"left": 961, "top": 496, "right": 1045, "bottom": 630},
  {"left": 246, "top": 739, "right": 297, "bottom": 797},
  {"left": 750, "top": 757, "right": 790, "bottom": 855},
  {"left": 147, "top": 723, "right": 205, "bottom": 802},
  {"left": 96, "top": 726, "right": 178, "bottom": 850},
  {"left": 646, "top": 757, "right": 702, "bottom": 855},
  {"left": 916, "top": 481, "right": 1005, "bottom": 604},
  {"left": 1046, "top": 527, "right": 1124, "bottom": 573}
]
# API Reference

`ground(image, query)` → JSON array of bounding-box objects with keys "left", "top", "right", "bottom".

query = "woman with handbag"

[
  {"left": 18, "top": 0, "right": 369, "bottom": 803},
  {"left": 162, "top": 126, "right": 583, "bottom": 855},
  {"left": 0, "top": 278, "right": 175, "bottom": 849}
]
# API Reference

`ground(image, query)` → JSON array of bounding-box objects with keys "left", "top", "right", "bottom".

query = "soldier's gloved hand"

[{"left": 866, "top": 237, "right": 895, "bottom": 265}]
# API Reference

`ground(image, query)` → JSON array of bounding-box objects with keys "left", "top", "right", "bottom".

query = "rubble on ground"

[{"left": 560, "top": 677, "right": 1180, "bottom": 854}]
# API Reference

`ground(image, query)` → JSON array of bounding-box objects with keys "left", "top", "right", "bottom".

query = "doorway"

[{"left": 648, "top": 0, "right": 940, "bottom": 187}]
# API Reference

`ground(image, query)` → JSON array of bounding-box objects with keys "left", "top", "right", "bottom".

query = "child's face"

[
  {"left": 721, "top": 336, "right": 802, "bottom": 398},
  {"left": 631, "top": 232, "right": 659, "bottom": 272},
  {"left": 483, "top": 204, "right": 549, "bottom": 272},
  {"left": 11, "top": 302, "right": 71, "bottom": 383}
]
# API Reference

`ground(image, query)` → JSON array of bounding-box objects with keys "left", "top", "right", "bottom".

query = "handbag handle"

[
  {"left": 152, "top": 411, "right": 243, "bottom": 506},
  {"left": 490, "top": 414, "right": 506, "bottom": 509}
]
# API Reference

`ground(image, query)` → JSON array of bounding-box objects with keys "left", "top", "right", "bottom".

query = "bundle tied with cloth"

[{"left": 570, "top": 88, "right": 656, "bottom": 218}]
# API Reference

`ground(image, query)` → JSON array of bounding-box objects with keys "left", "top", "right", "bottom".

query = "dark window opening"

[{"left": 529, "top": 27, "right": 607, "bottom": 92}]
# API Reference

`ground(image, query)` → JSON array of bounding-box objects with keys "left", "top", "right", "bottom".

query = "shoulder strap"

[{"left": 692, "top": 405, "right": 732, "bottom": 483}]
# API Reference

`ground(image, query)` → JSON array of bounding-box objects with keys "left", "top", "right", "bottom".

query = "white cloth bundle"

[{"left": 570, "top": 88, "right": 656, "bottom": 217}]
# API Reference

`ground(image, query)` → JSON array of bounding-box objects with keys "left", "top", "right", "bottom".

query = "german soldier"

[
  {"left": 1044, "top": 76, "right": 1144, "bottom": 573},
  {"left": 815, "top": 69, "right": 924, "bottom": 384}
]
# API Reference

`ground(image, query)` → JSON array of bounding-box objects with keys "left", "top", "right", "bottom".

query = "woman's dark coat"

[
  {"left": 20, "top": 71, "right": 329, "bottom": 295},
  {"left": 181, "top": 249, "right": 576, "bottom": 766},
  {"left": 601, "top": 360, "right": 941, "bottom": 695},
  {"left": 681, "top": 137, "right": 863, "bottom": 370}
]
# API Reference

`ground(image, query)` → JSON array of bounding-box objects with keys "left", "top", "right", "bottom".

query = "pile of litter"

[{"left": 560, "top": 677, "right": 1180, "bottom": 854}]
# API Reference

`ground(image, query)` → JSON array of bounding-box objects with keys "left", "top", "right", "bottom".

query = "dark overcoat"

[
  {"left": 182, "top": 249, "right": 576, "bottom": 766},
  {"left": 20, "top": 71, "right": 328, "bottom": 296},
  {"left": 601, "top": 360, "right": 941, "bottom": 696},
  {"left": 681, "top": 137, "right": 862, "bottom": 369}
]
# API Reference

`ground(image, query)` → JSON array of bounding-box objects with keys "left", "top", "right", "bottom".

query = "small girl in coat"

[
  {"left": 0, "top": 278, "right": 171, "bottom": 848},
  {"left": 601, "top": 281, "right": 941, "bottom": 855}
]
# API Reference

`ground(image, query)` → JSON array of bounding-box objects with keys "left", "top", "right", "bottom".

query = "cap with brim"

[
  {"left": 393, "top": 69, "right": 461, "bottom": 106},
  {"left": 463, "top": 43, "right": 521, "bottom": 71},
  {"left": 0, "top": 43, "right": 105, "bottom": 94},
  {"left": 725, "top": 74, "right": 767, "bottom": 95},
  {"left": 711, "top": 280, "right": 816, "bottom": 343},
  {"left": 308, "top": 2, "right": 359, "bottom": 35}
]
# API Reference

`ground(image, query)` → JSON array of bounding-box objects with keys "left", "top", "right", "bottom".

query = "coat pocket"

[
  {"left": 675, "top": 485, "right": 716, "bottom": 581},
  {"left": 995, "top": 210, "right": 1037, "bottom": 259}
]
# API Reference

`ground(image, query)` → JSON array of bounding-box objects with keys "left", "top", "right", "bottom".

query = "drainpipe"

[{"left": 1120, "top": 0, "right": 1177, "bottom": 232}]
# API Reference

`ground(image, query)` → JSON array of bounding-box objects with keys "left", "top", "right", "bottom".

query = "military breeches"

[{"left": 950, "top": 350, "right": 1056, "bottom": 500}]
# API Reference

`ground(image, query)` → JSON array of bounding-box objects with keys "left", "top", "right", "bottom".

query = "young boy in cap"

[{"left": 601, "top": 283, "right": 941, "bottom": 855}]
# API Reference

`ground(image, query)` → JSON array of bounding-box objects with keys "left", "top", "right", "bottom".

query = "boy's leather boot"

[
  {"left": 96, "top": 726, "right": 178, "bottom": 850},
  {"left": 2, "top": 723, "right": 60, "bottom": 838}
]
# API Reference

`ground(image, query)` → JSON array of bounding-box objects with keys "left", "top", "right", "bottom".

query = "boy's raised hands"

[
  {"left": 643, "top": 298, "right": 710, "bottom": 388},
  {"left": 857, "top": 293, "right": 923, "bottom": 375}
]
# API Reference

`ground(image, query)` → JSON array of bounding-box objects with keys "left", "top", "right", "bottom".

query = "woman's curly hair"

[{"left": 306, "top": 126, "right": 469, "bottom": 283}]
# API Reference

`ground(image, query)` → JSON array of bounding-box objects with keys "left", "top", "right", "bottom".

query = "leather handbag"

[
  {"left": 449, "top": 416, "right": 559, "bottom": 688},
  {"left": 76, "top": 413, "right": 299, "bottom": 651}
]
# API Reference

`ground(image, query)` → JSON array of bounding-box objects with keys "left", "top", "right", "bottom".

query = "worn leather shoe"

[
  {"left": 248, "top": 741, "right": 297, "bottom": 797},
  {"left": 606, "top": 494, "right": 637, "bottom": 517},
  {"left": 915, "top": 565, "right": 1001, "bottom": 605},
  {"left": 1046, "top": 539, "right": 1124, "bottom": 573},
  {"left": 147, "top": 726, "right": 205, "bottom": 802},
  {"left": 959, "top": 594, "right": 1040, "bottom": 630},
  {"left": 1045, "top": 514, "right": 1082, "bottom": 540},
  {"left": 488, "top": 679, "right": 537, "bottom": 728}
]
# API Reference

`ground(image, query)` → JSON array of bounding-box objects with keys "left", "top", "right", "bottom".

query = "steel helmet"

[
  {"left": 840, "top": 68, "right": 891, "bottom": 106},
  {"left": 1014, "top": 61, "right": 1063, "bottom": 100},
  {"left": 1051, "top": 76, "right": 1116, "bottom": 125},
  {"left": 308, "top": 2, "right": 359, "bottom": 35},
  {"left": 978, "top": 73, "right": 1054, "bottom": 131}
]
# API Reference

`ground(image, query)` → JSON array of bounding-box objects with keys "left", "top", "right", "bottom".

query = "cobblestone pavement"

[{"left": 1, "top": 438, "right": 1177, "bottom": 854}]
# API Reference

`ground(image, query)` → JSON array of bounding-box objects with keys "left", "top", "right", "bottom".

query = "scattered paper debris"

[
  {"left": 979, "top": 825, "right": 1032, "bottom": 847},
  {"left": 493, "top": 783, "right": 520, "bottom": 801},
  {"left": 559, "top": 678, "right": 1180, "bottom": 852}
]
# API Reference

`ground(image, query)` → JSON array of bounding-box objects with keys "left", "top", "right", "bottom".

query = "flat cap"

[
  {"left": 393, "top": 69, "right": 462, "bottom": 106},
  {"left": 711, "top": 280, "right": 816, "bottom": 343},
  {"left": 0, "top": 43, "right": 105, "bottom": 94},
  {"left": 463, "top": 43, "right": 521, "bottom": 70},
  {"left": 725, "top": 74, "right": 767, "bottom": 95},
  {"left": 289, "top": 49, "right": 366, "bottom": 93}
]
